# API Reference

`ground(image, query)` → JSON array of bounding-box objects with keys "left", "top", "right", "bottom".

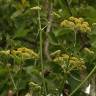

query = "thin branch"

[
  {"left": 70, "top": 74, "right": 81, "bottom": 82},
  {"left": 44, "top": 1, "right": 53, "bottom": 61}
]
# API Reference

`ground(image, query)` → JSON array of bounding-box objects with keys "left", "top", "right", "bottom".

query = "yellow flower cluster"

[
  {"left": 84, "top": 48, "right": 94, "bottom": 54},
  {"left": 53, "top": 53, "right": 69, "bottom": 62},
  {"left": 0, "top": 50, "right": 10, "bottom": 55},
  {"left": 61, "top": 17, "right": 91, "bottom": 32},
  {"left": 51, "top": 50, "right": 85, "bottom": 70},
  {"left": 69, "top": 57, "right": 85, "bottom": 69},
  {"left": 0, "top": 47, "right": 39, "bottom": 60}
]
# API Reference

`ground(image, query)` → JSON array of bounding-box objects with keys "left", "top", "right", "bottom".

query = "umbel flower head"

[
  {"left": 0, "top": 47, "right": 39, "bottom": 60},
  {"left": 51, "top": 50, "right": 86, "bottom": 71},
  {"left": 69, "top": 56, "right": 85, "bottom": 70},
  {"left": 61, "top": 17, "right": 91, "bottom": 33}
]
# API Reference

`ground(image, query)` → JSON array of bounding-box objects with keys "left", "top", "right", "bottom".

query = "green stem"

[
  {"left": 74, "top": 31, "right": 77, "bottom": 48},
  {"left": 59, "top": 72, "right": 67, "bottom": 95},
  {"left": 7, "top": 65, "right": 17, "bottom": 90},
  {"left": 37, "top": 0, "right": 47, "bottom": 95},
  {"left": 70, "top": 74, "right": 81, "bottom": 82},
  {"left": 67, "top": 66, "right": 75, "bottom": 73},
  {"left": 69, "top": 65, "right": 96, "bottom": 96}
]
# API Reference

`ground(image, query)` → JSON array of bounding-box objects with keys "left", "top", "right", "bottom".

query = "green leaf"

[
  {"left": 14, "top": 24, "right": 29, "bottom": 38},
  {"left": 53, "top": 28, "right": 73, "bottom": 37},
  {"left": 11, "top": 9, "right": 24, "bottom": 19}
]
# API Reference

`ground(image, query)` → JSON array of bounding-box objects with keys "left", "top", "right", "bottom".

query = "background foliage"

[{"left": 0, "top": 0, "right": 96, "bottom": 96}]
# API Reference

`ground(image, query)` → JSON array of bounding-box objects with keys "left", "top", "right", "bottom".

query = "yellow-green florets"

[
  {"left": 51, "top": 50, "right": 85, "bottom": 71},
  {"left": 0, "top": 47, "right": 39, "bottom": 60},
  {"left": 61, "top": 17, "right": 91, "bottom": 33}
]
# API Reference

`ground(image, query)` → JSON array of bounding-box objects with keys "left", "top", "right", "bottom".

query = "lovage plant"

[{"left": 0, "top": 0, "right": 96, "bottom": 96}]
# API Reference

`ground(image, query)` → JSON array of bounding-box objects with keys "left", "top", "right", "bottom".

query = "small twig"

[
  {"left": 41, "top": 25, "right": 48, "bottom": 31},
  {"left": 74, "top": 31, "right": 77, "bottom": 48},
  {"left": 70, "top": 74, "right": 81, "bottom": 82}
]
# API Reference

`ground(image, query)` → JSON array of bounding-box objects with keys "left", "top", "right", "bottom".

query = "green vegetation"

[{"left": 0, "top": 0, "right": 96, "bottom": 96}]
